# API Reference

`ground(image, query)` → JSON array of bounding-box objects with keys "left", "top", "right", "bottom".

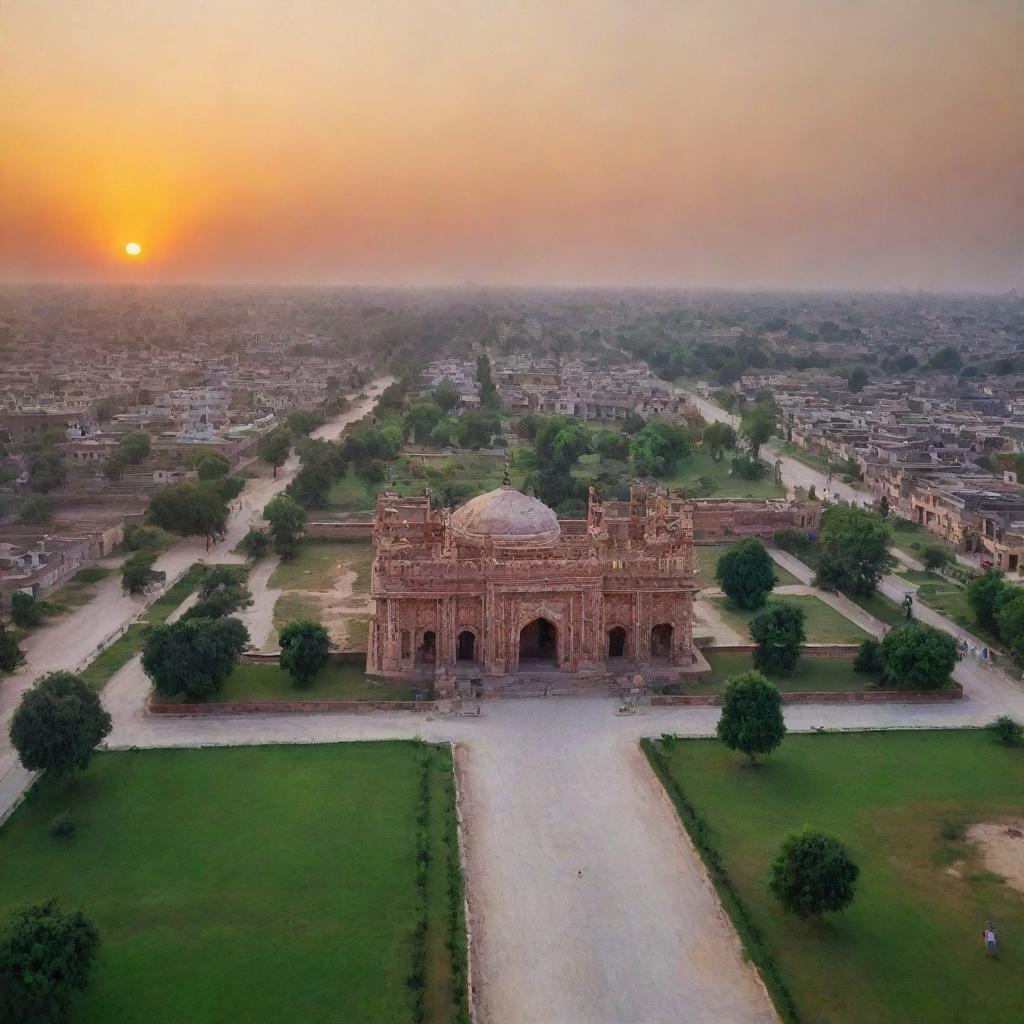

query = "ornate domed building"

[{"left": 367, "top": 481, "right": 705, "bottom": 695}]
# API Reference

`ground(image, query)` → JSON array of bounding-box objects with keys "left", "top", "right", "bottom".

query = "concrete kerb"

[{"left": 452, "top": 743, "right": 479, "bottom": 1024}]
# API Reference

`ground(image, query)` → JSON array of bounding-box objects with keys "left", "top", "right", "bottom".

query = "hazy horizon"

[{"left": 3, "top": 1, "right": 1022, "bottom": 292}]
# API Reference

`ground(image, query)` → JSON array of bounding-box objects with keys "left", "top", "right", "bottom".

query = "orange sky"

[{"left": 1, "top": 1, "right": 1022, "bottom": 290}]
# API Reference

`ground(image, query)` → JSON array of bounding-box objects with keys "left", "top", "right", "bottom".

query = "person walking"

[{"left": 983, "top": 922, "right": 998, "bottom": 958}]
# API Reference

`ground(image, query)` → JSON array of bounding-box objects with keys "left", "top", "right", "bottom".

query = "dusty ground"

[
  {"left": 967, "top": 820, "right": 1024, "bottom": 893},
  {"left": 693, "top": 594, "right": 745, "bottom": 644}
]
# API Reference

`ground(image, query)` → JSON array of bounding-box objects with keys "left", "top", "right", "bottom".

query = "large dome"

[{"left": 449, "top": 486, "right": 561, "bottom": 548}]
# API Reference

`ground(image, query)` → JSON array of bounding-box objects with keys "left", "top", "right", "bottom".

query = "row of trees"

[{"left": 966, "top": 569, "right": 1024, "bottom": 664}]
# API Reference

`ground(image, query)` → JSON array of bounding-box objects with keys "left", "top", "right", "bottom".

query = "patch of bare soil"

[{"left": 967, "top": 820, "right": 1024, "bottom": 893}]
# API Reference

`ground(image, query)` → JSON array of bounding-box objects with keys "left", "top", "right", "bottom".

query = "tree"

[
  {"left": 141, "top": 617, "right": 249, "bottom": 701},
  {"left": 0, "top": 900, "right": 100, "bottom": 1024},
  {"left": 402, "top": 400, "right": 444, "bottom": 443},
  {"left": 17, "top": 496, "right": 51, "bottom": 526},
  {"left": 878, "top": 494, "right": 890, "bottom": 519},
  {"left": 715, "top": 670, "right": 786, "bottom": 763},
  {"left": 431, "top": 379, "right": 462, "bottom": 413},
  {"left": 0, "top": 624, "right": 24, "bottom": 673},
  {"left": 285, "top": 409, "right": 325, "bottom": 437},
  {"left": 813, "top": 503, "right": 895, "bottom": 597},
  {"left": 263, "top": 493, "right": 307, "bottom": 558},
  {"left": 179, "top": 565, "right": 252, "bottom": 620},
  {"left": 702, "top": 421, "right": 737, "bottom": 461},
  {"left": 118, "top": 430, "right": 151, "bottom": 464},
  {"left": 10, "top": 591, "right": 42, "bottom": 628},
  {"left": 853, "top": 638, "right": 884, "bottom": 674},
  {"left": 258, "top": 427, "right": 292, "bottom": 477},
  {"left": 147, "top": 481, "right": 229, "bottom": 548},
  {"left": 715, "top": 538, "right": 776, "bottom": 609},
  {"left": 880, "top": 622, "right": 957, "bottom": 690},
  {"left": 239, "top": 527, "right": 271, "bottom": 560},
  {"left": 846, "top": 366, "right": 869, "bottom": 393},
  {"left": 102, "top": 457, "right": 126, "bottom": 482},
  {"left": 279, "top": 619, "right": 331, "bottom": 686},
  {"left": 525, "top": 415, "right": 592, "bottom": 508},
  {"left": 121, "top": 552, "right": 161, "bottom": 595},
  {"left": 629, "top": 419, "right": 690, "bottom": 477},
  {"left": 995, "top": 592, "right": 1024, "bottom": 663},
  {"left": 768, "top": 828, "right": 859, "bottom": 919},
  {"left": 288, "top": 461, "right": 334, "bottom": 508},
  {"left": 989, "top": 715, "right": 1022, "bottom": 745},
  {"left": 740, "top": 402, "right": 777, "bottom": 460},
  {"left": 592, "top": 429, "right": 629, "bottom": 461},
  {"left": 476, "top": 352, "right": 500, "bottom": 409},
  {"left": 729, "top": 453, "right": 768, "bottom": 480},
  {"left": 27, "top": 450, "right": 67, "bottom": 493},
  {"left": 193, "top": 450, "right": 231, "bottom": 480},
  {"left": 455, "top": 411, "right": 502, "bottom": 449},
  {"left": 8, "top": 672, "right": 111, "bottom": 776},
  {"left": 750, "top": 599, "right": 806, "bottom": 673},
  {"left": 921, "top": 544, "right": 954, "bottom": 571},
  {"left": 966, "top": 569, "right": 1010, "bottom": 633}
]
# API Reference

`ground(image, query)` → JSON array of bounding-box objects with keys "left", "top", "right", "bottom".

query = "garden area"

[
  {"left": 669, "top": 651, "right": 873, "bottom": 696},
  {"left": 711, "top": 593, "right": 870, "bottom": 644},
  {"left": 695, "top": 543, "right": 800, "bottom": 586},
  {"left": 645, "top": 730, "right": 1024, "bottom": 1024},
  {"left": 0, "top": 743, "right": 468, "bottom": 1023},
  {"left": 897, "top": 569, "right": 1002, "bottom": 649},
  {"left": 658, "top": 447, "right": 786, "bottom": 500}
]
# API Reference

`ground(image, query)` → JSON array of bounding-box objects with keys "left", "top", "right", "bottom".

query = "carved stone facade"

[{"left": 367, "top": 484, "right": 705, "bottom": 694}]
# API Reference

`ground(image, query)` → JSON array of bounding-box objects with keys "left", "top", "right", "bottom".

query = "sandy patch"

[{"left": 967, "top": 820, "right": 1024, "bottom": 893}]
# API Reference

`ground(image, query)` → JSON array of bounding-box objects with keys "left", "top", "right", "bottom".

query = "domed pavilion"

[{"left": 367, "top": 481, "right": 705, "bottom": 696}]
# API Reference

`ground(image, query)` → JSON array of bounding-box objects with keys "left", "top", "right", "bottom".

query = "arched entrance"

[
  {"left": 417, "top": 630, "right": 436, "bottom": 664},
  {"left": 519, "top": 617, "right": 558, "bottom": 665},
  {"left": 607, "top": 625, "right": 627, "bottom": 659},
  {"left": 650, "top": 623, "right": 673, "bottom": 661},
  {"left": 457, "top": 630, "right": 476, "bottom": 663}
]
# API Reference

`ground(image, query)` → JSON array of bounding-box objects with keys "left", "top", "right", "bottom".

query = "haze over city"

[{"left": 3, "top": 0, "right": 1022, "bottom": 291}]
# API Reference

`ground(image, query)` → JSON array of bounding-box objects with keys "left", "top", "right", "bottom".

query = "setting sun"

[{"left": 124, "top": 242, "right": 142, "bottom": 257}]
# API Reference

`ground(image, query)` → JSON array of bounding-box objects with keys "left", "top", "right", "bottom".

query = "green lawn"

[
  {"left": 890, "top": 517, "right": 958, "bottom": 555},
  {"left": 898, "top": 570, "right": 1002, "bottom": 648},
  {"left": 0, "top": 744, "right": 466, "bottom": 1023},
  {"left": 647, "top": 731, "right": 1024, "bottom": 1024},
  {"left": 695, "top": 543, "right": 800, "bottom": 587},
  {"left": 659, "top": 447, "right": 786, "bottom": 499},
  {"left": 846, "top": 588, "right": 906, "bottom": 627},
  {"left": 673, "top": 652, "right": 873, "bottom": 695},
  {"left": 79, "top": 623, "right": 152, "bottom": 690},
  {"left": 153, "top": 661, "right": 419, "bottom": 703},
  {"left": 269, "top": 540, "right": 351, "bottom": 591},
  {"left": 712, "top": 594, "right": 870, "bottom": 643},
  {"left": 143, "top": 563, "right": 207, "bottom": 625}
]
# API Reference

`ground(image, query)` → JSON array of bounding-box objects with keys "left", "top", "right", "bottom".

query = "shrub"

[
  {"left": 922, "top": 544, "right": 954, "bottom": 571},
  {"left": 48, "top": 815, "right": 76, "bottom": 840},
  {"left": 10, "top": 591, "right": 43, "bottom": 629},
  {"left": 880, "top": 622, "right": 957, "bottom": 690},
  {"left": 853, "top": 638, "right": 884, "bottom": 674},
  {"left": 278, "top": 619, "right": 331, "bottom": 686},
  {"left": 989, "top": 715, "right": 1022, "bottom": 745},
  {"left": 768, "top": 827, "right": 859, "bottom": 919}
]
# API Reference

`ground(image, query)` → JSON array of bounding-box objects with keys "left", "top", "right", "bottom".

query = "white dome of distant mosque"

[{"left": 449, "top": 486, "right": 561, "bottom": 548}]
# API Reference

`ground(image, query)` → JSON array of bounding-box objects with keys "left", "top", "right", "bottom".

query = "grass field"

[
  {"left": 269, "top": 540, "right": 351, "bottom": 591},
  {"left": 659, "top": 447, "right": 786, "bottom": 499},
  {"left": 144, "top": 563, "right": 208, "bottom": 626},
  {"left": 846, "top": 588, "right": 906, "bottom": 627},
  {"left": 79, "top": 623, "right": 152, "bottom": 690},
  {"left": 152, "top": 661, "right": 419, "bottom": 703},
  {"left": 898, "top": 569, "right": 1002, "bottom": 648},
  {"left": 890, "top": 517, "right": 958, "bottom": 555},
  {"left": 676, "top": 652, "right": 873, "bottom": 694},
  {"left": 712, "top": 593, "right": 870, "bottom": 643},
  {"left": 695, "top": 543, "right": 800, "bottom": 587},
  {"left": 647, "top": 731, "right": 1024, "bottom": 1024},
  {"left": 0, "top": 744, "right": 466, "bottom": 1023}
]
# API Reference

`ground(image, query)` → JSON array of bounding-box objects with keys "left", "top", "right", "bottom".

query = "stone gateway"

[{"left": 367, "top": 482, "right": 707, "bottom": 695}]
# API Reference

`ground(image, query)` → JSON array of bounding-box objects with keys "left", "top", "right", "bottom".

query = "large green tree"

[
  {"left": 121, "top": 552, "right": 161, "bottom": 595},
  {"left": 258, "top": 427, "right": 291, "bottom": 478},
  {"left": 966, "top": 569, "right": 1010, "bottom": 633},
  {"left": 402, "top": 400, "right": 444, "bottom": 443},
  {"left": 715, "top": 538, "right": 776, "bottom": 609},
  {"left": 525, "top": 415, "right": 591, "bottom": 508},
  {"left": 740, "top": 402, "right": 777, "bottom": 460},
  {"left": 263, "top": 493, "right": 307, "bottom": 558},
  {"left": 279, "top": 619, "right": 331, "bottom": 686},
  {"left": 9, "top": 672, "right": 111, "bottom": 776},
  {"left": 879, "top": 622, "right": 957, "bottom": 690},
  {"left": 813, "top": 502, "right": 895, "bottom": 597},
  {"left": 749, "top": 599, "right": 806, "bottom": 674},
  {"left": 702, "top": 421, "right": 737, "bottom": 461},
  {"left": 715, "top": 670, "right": 786, "bottom": 763},
  {"left": 141, "top": 617, "right": 250, "bottom": 701},
  {"left": 768, "top": 828, "right": 859, "bottom": 919},
  {"left": 0, "top": 900, "right": 100, "bottom": 1024},
  {"left": 147, "top": 481, "right": 230, "bottom": 548},
  {"left": 629, "top": 419, "right": 690, "bottom": 476},
  {"left": 476, "top": 352, "right": 500, "bottom": 409},
  {"left": 118, "top": 430, "right": 151, "bottom": 464}
]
